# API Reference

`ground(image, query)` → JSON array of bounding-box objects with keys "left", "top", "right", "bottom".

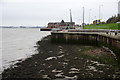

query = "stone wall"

[{"left": 51, "top": 32, "right": 120, "bottom": 50}]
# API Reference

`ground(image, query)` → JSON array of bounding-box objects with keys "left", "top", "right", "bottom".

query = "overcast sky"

[{"left": 0, "top": 0, "right": 120, "bottom": 26}]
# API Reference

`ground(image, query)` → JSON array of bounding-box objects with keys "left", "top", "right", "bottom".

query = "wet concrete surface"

[{"left": 2, "top": 36, "right": 120, "bottom": 80}]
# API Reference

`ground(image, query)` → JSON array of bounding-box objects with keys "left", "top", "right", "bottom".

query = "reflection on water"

[{"left": 1, "top": 28, "right": 50, "bottom": 73}]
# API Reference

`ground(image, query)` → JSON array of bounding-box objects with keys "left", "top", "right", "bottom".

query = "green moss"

[
  {"left": 76, "top": 46, "right": 118, "bottom": 66},
  {"left": 98, "top": 41, "right": 120, "bottom": 66}
]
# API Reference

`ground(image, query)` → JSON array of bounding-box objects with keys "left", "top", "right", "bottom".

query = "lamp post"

[
  {"left": 82, "top": 7, "right": 85, "bottom": 29},
  {"left": 89, "top": 9, "right": 92, "bottom": 24},
  {"left": 99, "top": 5, "right": 103, "bottom": 20},
  {"left": 70, "top": 9, "right": 72, "bottom": 23}
]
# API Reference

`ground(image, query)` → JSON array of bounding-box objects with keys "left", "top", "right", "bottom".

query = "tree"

[
  {"left": 106, "top": 14, "right": 120, "bottom": 23},
  {"left": 61, "top": 20, "right": 65, "bottom": 23}
]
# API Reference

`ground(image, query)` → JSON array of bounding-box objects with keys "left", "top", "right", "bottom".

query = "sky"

[{"left": 0, "top": 0, "right": 120, "bottom": 26}]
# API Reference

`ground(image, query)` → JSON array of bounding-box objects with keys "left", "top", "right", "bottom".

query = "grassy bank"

[{"left": 84, "top": 23, "right": 120, "bottom": 30}]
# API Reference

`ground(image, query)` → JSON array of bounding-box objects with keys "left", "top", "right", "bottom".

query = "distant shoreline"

[{"left": 0, "top": 27, "right": 43, "bottom": 28}]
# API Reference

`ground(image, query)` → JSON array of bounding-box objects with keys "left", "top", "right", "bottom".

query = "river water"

[{"left": 0, "top": 28, "right": 50, "bottom": 73}]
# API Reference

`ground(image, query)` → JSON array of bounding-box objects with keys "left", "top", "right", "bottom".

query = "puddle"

[
  {"left": 62, "top": 62, "right": 68, "bottom": 65},
  {"left": 58, "top": 51, "right": 64, "bottom": 55},
  {"left": 58, "top": 46, "right": 63, "bottom": 48},
  {"left": 42, "top": 75, "right": 51, "bottom": 79},
  {"left": 64, "top": 75, "right": 78, "bottom": 80},
  {"left": 87, "top": 66, "right": 98, "bottom": 72},
  {"left": 70, "top": 68, "right": 80, "bottom": 71},
  {"left": 45, "top": 57, "right": 57, "bottom": 61},
  {"left": 49, "top": 51, "right": 53, "bottom": 53},
  {"left": 57, "top": 55, "right": 64, "bottom": 58},
  {"left": 55, "top": 73, "right": 65, "bottom": 78},
  {"left": 69, "top": 71, "right": 79, "bottom": 74},
  {"left": 90, "top": 60, "right": 106, "bottom": 66},
  {"left": 38, "top": 70, "right": 45, "bottom": 73},
  {"left": 52, "top": 69, "right": 62, "bottom": 73}
]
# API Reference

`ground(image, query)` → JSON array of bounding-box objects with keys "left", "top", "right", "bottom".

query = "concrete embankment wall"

[{"left": 51, "top": 32, "right": 120, "bottom": 50}]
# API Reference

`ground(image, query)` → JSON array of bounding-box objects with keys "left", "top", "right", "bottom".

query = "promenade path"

[{"left": 54, "top": 29, "right": 120, "bottom": 40}]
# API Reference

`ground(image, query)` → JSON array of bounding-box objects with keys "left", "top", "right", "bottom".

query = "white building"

[{"left": 119, "top": 1, "right": 120, "bottom": 14}]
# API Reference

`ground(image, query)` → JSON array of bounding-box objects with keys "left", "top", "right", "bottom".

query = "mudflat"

[{"left": 2, "top": 35, "right": 120, "bottom": 79}]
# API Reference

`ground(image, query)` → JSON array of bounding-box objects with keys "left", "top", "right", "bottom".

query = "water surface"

[{"left": 1, "top": 28, "right": 50, "bottom": 73}]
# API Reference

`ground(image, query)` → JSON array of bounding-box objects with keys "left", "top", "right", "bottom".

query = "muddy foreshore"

[{"left": 2, "top": 35, "right": 120, "bottom": 80}]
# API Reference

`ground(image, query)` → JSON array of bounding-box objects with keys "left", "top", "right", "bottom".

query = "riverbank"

[{"left": 2, "top": 35, "right": 120, "bottom": 79}]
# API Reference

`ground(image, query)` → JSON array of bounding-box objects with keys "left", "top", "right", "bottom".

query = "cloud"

[{"left": 1, "top": 0, "right": 119, "bottom": 26}]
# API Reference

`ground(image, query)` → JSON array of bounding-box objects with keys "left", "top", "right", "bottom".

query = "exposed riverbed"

[{"left": 2, "top": 35, "right": 120, "bottom": 79}]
